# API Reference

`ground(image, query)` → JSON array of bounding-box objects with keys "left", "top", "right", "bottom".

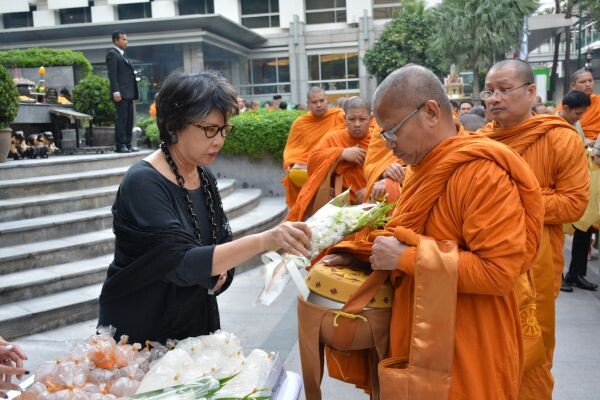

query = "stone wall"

[{"left": 211, "top": 155, "right": 285, "bottom": 197}]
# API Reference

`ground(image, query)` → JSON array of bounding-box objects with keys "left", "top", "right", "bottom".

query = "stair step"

[
  {"left": 0, "top": 151, "right": 152, "bottom": 180},
  {"left": 0, "top": 255, "right": 112, "bottom": 305},
  {"left": 0, "top": 197, "right": 287, "bottom": 340},
  {"left": 0, "top": 185, "right": 119, "bottom": 223},
  {"left": 0, "top": 167, "right": 130, "bottom": 200},
  {"left": 0, "top": 181, "right": 242, "bottom": 246},
  {"left": 229, "top": 197, "right": 287, "bottom": 237},
  {"left": 0, "top": 196, "right": 284, "bottom": 275},
  {"left": 0, "top": 284, "right": 102, "bottom": 340}
]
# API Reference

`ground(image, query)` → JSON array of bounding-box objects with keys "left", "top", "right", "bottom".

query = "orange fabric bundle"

[
  {"left": 330, "top": 133, "right": 544, "bottom": 399},
  {"left": 282, "top": 108, "right": 345, "bottom": 207},
  {"left": 287, "top": 126, "right": 372, "bottom": 222}
]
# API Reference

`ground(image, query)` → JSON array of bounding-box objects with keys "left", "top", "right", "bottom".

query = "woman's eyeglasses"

[{"left": 192, "top": 123, "right": 235, "bottom": 138}]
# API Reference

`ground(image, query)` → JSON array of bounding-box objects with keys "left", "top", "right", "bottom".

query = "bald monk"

[
  {"left": 568, "top": 69, "right": 600, "bottom": 144},
  {"left": 282, "top": 87, "right": 345, "bottom": 208},
  {"left": 287, "top": 97, "right": 373, "bottom": 221},
  {"left": 322, "top": 64, "right": 544, "bottom": 399},
  {"left": 477, "top": 59, "right": 589, "bottom": 400}
]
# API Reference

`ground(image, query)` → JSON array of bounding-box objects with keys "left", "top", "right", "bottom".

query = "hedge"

[
  {"left": 222, "top": 109, "right": 305, "bottom": 161},
  {"left": 0, "top": 48, "right": 93, "bottom": 78},
  {"left": 137, "top": 116, "right": 160, "bottom": 145}
]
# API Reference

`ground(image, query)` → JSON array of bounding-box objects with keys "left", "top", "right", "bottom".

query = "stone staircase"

[{"left": 0, "top": 151, "right": 287, "bottom": 340}]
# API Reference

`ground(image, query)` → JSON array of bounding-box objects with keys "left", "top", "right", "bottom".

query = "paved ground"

[{"left": 11, "top": 237, "right": 600, "bottom": 399}]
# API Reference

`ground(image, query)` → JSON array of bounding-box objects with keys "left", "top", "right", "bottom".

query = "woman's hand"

[
  {"left": 261, "top": 221, "right": 312, "bottom": 257},
  {"left": 0, "top": 337, "right": 28, "bottom": 397}
]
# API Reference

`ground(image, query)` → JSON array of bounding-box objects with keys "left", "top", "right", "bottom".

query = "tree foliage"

[
  {"left": 585, "top": 0, "right": 600, "bottom": 31},
  {"left": 0, "top": 64, "right": 19, "bottom": 128},
  {"left": 363, "top": 0, "right": 443, "bottom": 83},
  {"left": 432, "top": 0, "right": 539, "bottom": 97}
]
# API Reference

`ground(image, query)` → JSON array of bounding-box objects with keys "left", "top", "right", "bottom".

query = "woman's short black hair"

[{"left": 156, "top": 71, "right": 238, "bottom": 144}]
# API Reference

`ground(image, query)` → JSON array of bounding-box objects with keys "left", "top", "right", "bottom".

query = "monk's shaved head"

[
  {"left": 489, "top": 59, "right": 534, "bottom": 84},
  {"left": 570, "top": 68, "right": 592, "bottom": 83},
  {"left": 373, "top": 64, "right": 451, "bottom": 115},
  {"left": 344, "top": 96, "right": 370, "bottom": 114},
  {"left": 307, "top": 86, "right": 325, "bottom": 101},
  {"left": 458, "top": 113, "right": 486, "bottom": 132}
]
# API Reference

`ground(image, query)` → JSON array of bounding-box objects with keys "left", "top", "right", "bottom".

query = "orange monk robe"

[
  {"left": 282, "top": 108, "right": 345, "bottom": 208},
  {"left": 363, "top": 124, "right": 403, "bottom": 202},
  {"left": 478, "top": 115, "right": 589, "bottom": 400},
  {"left": 580, "top": 94, "right": 600, "bottom": 140},
  {"left": 286, "top": 126, "right": 372, "bottom": 222},
  {"left": 329, "top": 134, "right": 544, "bottom": 399}
]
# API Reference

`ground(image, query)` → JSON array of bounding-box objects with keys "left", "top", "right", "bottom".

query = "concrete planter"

[
  {"left": 0, "top": 127, "right": 12, "bottom": 163},
  {"left": 90, "top": 126, "right": 115, "bottom": 147},
  {"left": 212, "top": 155, "right": 284, "bottom": 197}
]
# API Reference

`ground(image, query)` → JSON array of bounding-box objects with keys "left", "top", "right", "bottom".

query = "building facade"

[{"left": 0, "top": 0, "right": 402, "bottom": 112}]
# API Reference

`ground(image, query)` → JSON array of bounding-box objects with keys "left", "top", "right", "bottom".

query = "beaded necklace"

[{"left": 160, "top": 142, "right": 218, "bottom": 245}]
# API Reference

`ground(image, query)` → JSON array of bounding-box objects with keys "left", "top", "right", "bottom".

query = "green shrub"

[
  {"left": 136, "top": 116, "right": 160, "bottom": 145},
  {"left": 72, "top": 75, "right": 115, "bottom": 126},
  {"left": 0, "top": 48, "right": 93, "bottom": 78},
  {"left": 0, "top": 64, "right": 19, "bottom": 128},
  {"left": 222, "top": 109, "right": 305, "bottom": 161}
]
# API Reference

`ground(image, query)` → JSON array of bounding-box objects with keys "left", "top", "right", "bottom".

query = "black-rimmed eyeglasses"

[
  {"left": 379, "top": 103, "right": 426, "bottom": 147},
  {"left": 479, "top": 83, "right": 532, "bottom": 101},
  {"left": 192, "top": 123, "right": 235, "bottom": 138}
]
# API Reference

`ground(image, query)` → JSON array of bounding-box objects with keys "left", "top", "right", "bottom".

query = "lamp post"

[{"left": 584, "top": 50, "right": 592, "bottom": 70}]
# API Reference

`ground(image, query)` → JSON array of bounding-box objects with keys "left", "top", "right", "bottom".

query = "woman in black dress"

[{"left": 98, "top": 71, "right": 311, "bottom": 344}]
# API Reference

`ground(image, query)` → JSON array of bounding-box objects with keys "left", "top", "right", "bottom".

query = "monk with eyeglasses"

[
  {"left": 478, "top": 59, "right": 588, "bottom": 400},
  {"left": 321, "top": 64, "right": 543, "bottom": 399}
]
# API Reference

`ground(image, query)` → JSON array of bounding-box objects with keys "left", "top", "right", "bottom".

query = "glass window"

[
  {"left": 240, "top": 0, "right": 279, "bottom": 28},
  {"left": 238, "top": 57, "right": 291, "bottom": 97},
  {"left": 2, "top": 11, "right": 34, "bottom": 28},
  {"left": 178, "top": 0, "right": 213, "bottom": 15},
  {"left": 373, "top": 0, "right": 400, "bottom": 19},
  {"left": 307, "top": 52, "right": 359, "bottom": 93},
  {"left": 59, "top": 7, "right": 91, "bottom": 24},
  {"left": 305, "top": 0, "right": 346, "bottom": 24},
  {"left": 117, "top": 3, "right": 151, "bottom": 20}
]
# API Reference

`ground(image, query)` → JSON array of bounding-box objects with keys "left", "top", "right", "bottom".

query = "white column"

[
  {"left": 33, "top": 10, "right": 59, "bottom": 27},
  {"left": 279, "top": 0, "right": 304, "bottom": 26},
  {"left": 151, "top": 0, "right": 177, "bottom": 18},
  {"left": 91, "top": 5, "right": 117, "bottom": 22},
  {"left": 213, "top": 0, "right": 239, "bottom": 23}
]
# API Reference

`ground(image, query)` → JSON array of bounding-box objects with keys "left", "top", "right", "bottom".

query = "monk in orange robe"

[
  {"left": 363, "top": 125, "right": 405, "bottom": 202},
  {"left": 477, "top": 59, "right": 589, "bottom": 400},
  {"left": 287, "top": 97, "right": 373, "bottom": 221},
  {"left": 567, "top": 68, "right": 600, "bottom": 143},
  {"left": 282, "top": 87, "right": 345, "bottom": 208},
  {"left": 322, "top": 65, "right": 544, "bottom": 400}
]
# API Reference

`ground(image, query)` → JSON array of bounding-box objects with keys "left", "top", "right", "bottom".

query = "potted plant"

[
  {"left": 72, "top": 74, "right": 116, "bottom": 147},
  {"left": 0, "top": 64, "right": 19, "bottom": 162}
]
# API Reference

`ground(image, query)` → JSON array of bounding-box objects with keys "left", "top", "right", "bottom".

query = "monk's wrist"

[{"left": 396, "top": 246, "right": 417, "bottom": 275}]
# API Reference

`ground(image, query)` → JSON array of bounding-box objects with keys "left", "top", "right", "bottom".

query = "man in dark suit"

[{"left": 106, "top": 30, "right": 139, "bottom": 153}]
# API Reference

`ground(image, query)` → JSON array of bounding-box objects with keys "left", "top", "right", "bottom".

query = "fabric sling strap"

[{"left": 378, "top": 234, "right": 459, "bottom": 400}]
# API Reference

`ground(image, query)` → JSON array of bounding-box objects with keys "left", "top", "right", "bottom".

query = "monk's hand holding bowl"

[
  {"left": 261, "top": 221, "right": 312, "bottom": 258},
  {"left": 370, "top": 236, "right": 408, "bottom": 271},
  {"left": 371, "top": 179, "right": 386, "bottom": 200},
  {"left": 321, "top": 253, "right": 354, "bottom": 266},
  {"left": 383, "top": 163, "right": 405, "bottom": 183},
  {"left": 341, "top": 146, "right": 366, "bottom": 165}
]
